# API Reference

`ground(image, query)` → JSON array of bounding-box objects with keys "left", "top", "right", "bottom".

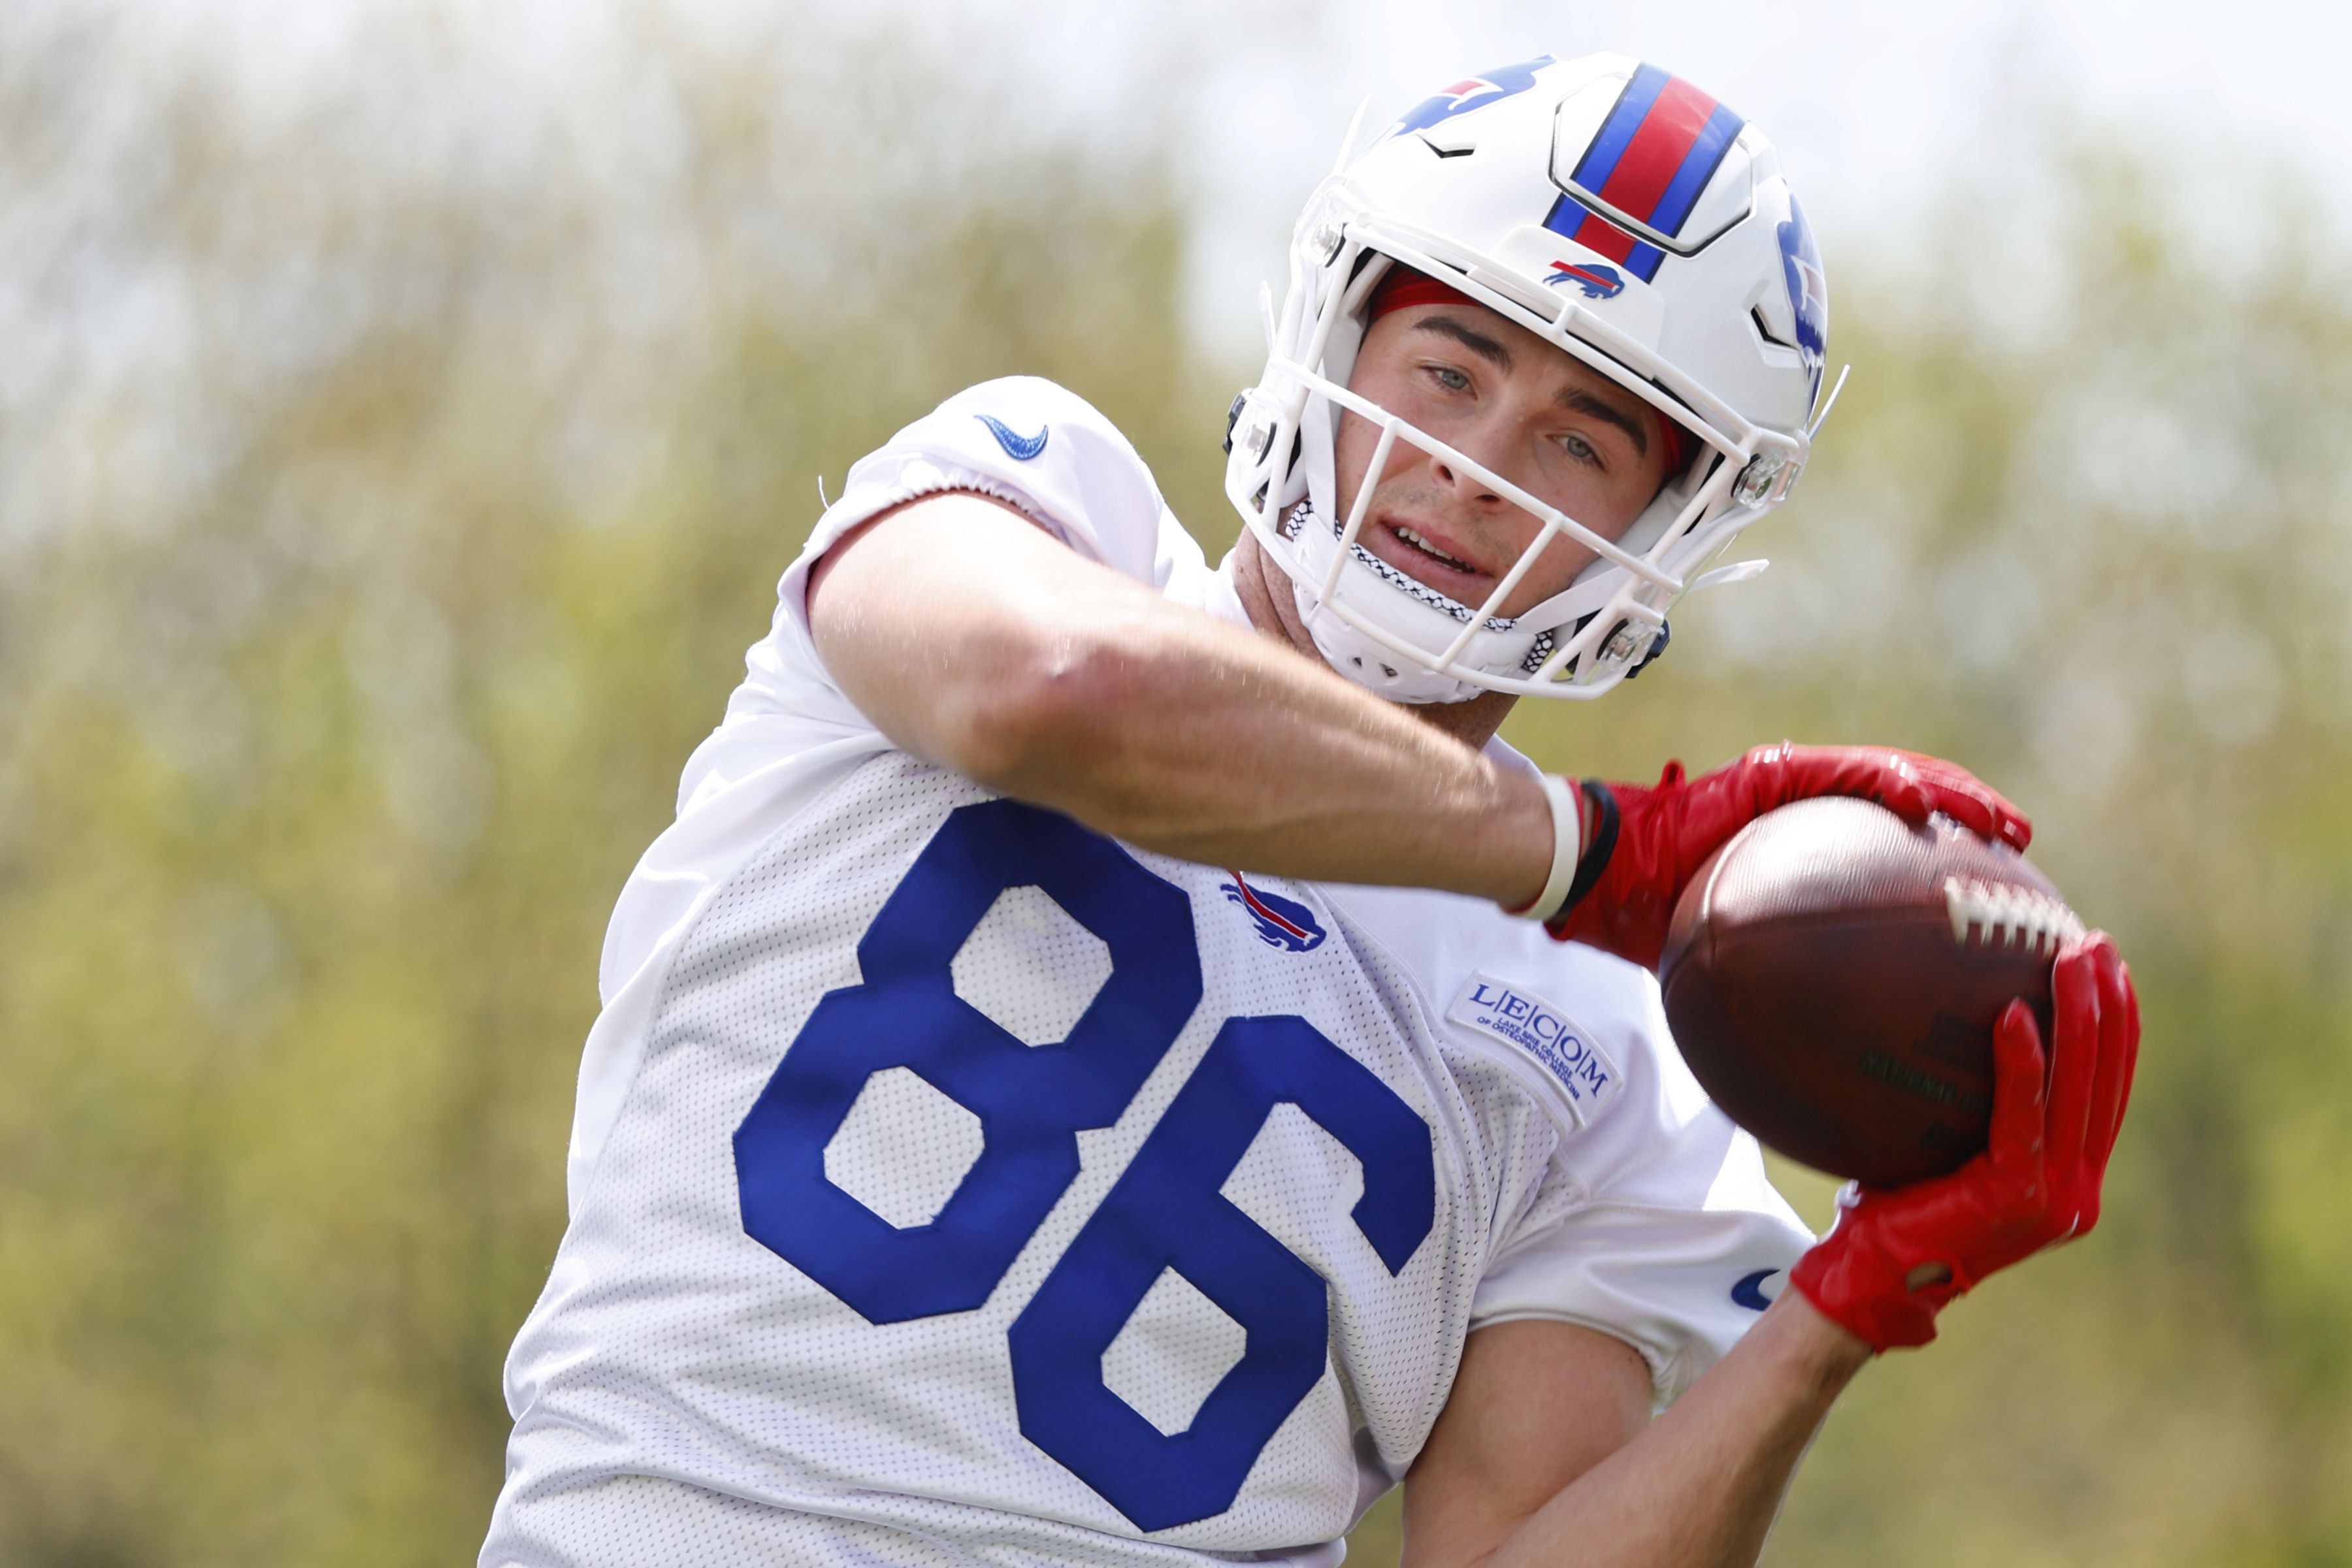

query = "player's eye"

[
  {"left": 1428, "top": 365, "right": 1471, "bottom": 393},
  {"left": 1558, "top": 432, "right": 1601, "bottom": 468}
]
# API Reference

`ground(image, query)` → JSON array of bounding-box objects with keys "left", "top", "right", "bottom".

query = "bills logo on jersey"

[
  {"left": 1448, "top": 973, "right": 1618, "bottom": 1120},
  {"left": 1776, "top": 197, "right": 1829, "bottom": 408},
  {"left": 1543, "top": 260, "right": 1625, "bottom": 299},
  {"left": 1388, "top": 56, "right": 1554, "bottom": 139},
  {"left": 1220, "top": 873, "right": 1326, "bottom": 952}
]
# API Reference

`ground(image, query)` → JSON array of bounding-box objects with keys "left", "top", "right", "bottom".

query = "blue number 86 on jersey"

[{"left": 734, "top": 800, "right": 1436, "bottom": 1532}]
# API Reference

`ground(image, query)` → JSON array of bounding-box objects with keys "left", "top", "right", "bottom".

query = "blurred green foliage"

[{"left": 2, "top": 10, "right": 2347, "bottom": 1567}]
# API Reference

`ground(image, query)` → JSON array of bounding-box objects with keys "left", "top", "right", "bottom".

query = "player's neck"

[{"left": 1226, "top": 531, "right": 1518, "bottom": 752}]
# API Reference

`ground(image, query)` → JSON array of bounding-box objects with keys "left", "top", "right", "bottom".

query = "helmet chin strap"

[{"left": 1292, "top": 572, "right": 1491, "bottom": 705}]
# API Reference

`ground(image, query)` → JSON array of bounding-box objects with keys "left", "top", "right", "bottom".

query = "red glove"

[
  {"left": 1789, "top": 934, "right": 2139, "bottom": 1351},
  {"left": 1545, "top": 742, "right": 2033, "bottom": 970}
]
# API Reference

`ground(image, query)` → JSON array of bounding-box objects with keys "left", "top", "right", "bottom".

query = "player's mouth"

[{"left": 1376, "top": 519, "right": 1490, "bottom": 596}]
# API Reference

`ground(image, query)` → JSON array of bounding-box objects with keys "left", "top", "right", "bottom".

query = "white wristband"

[{"left": 1507, "top": 774, "right": 1584, "bottom": 923}]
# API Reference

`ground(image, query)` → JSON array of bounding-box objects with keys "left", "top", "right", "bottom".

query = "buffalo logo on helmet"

[
  {"left": 1543, "top": 260, "right": 1625, "bottom": 299},
  {"left": 1220, "top": 874, "right": 1326, "bottom": 953},
  {"left": 1388, "top": 56, "right": 1555, "bottom": 139},
  {"left": 1775, "top": 198, "right": 1829, "bottom": 407}
]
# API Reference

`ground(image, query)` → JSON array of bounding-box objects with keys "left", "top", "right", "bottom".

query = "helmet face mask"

[
  {"left": 1224, "top": 54, "right": 1831, "bottom": 704},
  {"left": 1330, "top": 302, "right": 1684, "bottom": 621}
]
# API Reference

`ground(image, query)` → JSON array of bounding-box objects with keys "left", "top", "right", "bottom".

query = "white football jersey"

[{"left": 482, "top": 378, "right": 1811, "bottom": 1568}]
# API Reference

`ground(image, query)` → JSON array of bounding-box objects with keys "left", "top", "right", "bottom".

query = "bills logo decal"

[
  {"left": 1220, "top": 873, "right": 1326, "bottom": 953},
  {"left": 1776, "top": 197, "right": 1829, "bottom": 409},
  {"left": 1543, "top": 260, "right": 1625, "bottom": 299},
  {"left": 1389, "top": 56, "right": 1555, "bottom": 139}
]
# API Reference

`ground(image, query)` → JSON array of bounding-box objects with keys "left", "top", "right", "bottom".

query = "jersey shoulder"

[{"left": 823, "top": 375, "right": 1196, "bottom": 591}]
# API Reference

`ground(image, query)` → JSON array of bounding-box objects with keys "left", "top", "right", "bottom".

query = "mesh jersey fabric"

[{"left": 483, "top": 376, "right": 1810, "bottom": 1568}]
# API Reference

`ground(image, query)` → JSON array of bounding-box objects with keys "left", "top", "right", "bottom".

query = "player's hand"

[
  {"left": 1543, "top": 742, "right": 2031, "bottom": 970},
  {"left": 1787, "top": 933, "right": 2138, "bottom": 1351}
]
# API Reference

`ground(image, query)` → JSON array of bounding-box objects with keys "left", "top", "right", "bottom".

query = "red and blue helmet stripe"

[{"left": 1544, "top": 64, "right": 1746, "bottom": 283}]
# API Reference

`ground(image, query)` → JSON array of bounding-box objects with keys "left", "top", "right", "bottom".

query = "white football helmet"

[{"left": 1224, "top": 53, "right": 1838, "bottom": 703}]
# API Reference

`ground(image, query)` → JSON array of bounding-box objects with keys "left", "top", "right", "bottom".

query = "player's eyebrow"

[
  {"left": 1554, "top": 387, "right": 1650, "bottom": 456},
  {"left": 1409, "top": 314, "right": 1514, "bottom": 372}
]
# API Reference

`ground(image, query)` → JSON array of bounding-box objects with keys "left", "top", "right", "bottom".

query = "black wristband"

[{"left": 1561, "top": 779, "right": 1620, "bottom": 915}]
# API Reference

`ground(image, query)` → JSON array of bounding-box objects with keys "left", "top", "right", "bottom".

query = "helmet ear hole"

[{"left": 1343, "top": 248, "right": 1394, "bottom": 305}]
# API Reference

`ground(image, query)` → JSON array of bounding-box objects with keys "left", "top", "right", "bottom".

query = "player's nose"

[{"left": 1424, "top": 416, "right": 1518, "bottom": 510}]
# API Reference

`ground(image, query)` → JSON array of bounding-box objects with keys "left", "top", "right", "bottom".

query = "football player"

[{"left": 483, "top": 54, "right": 2136, "bottom": 1568}]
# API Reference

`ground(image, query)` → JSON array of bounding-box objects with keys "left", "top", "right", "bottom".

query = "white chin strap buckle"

[{"left": 1294, "top": 576, "right": 1488, "bottom": 706}]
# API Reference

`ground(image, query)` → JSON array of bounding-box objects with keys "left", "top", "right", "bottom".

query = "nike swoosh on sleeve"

[
  {"left": 975, "top": 414, "right": 1049, "bottom": 461},
  {"left": 1731, "top": 1268, "right": 1779, "bottom": 1311}
]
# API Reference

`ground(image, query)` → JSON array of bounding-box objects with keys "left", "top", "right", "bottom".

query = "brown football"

[{"left": 1659, "top": 796, "right": 2083, "bottom": 1186}]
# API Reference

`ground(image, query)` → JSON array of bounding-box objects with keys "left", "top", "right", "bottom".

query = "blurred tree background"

[{"left": 1, "top": 5, "right": 2346, "bottom": 1566}]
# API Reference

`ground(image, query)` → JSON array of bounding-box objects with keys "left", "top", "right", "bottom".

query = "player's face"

[{"left": 1335, "top": 304, "right": 1675, "bottom": 619}]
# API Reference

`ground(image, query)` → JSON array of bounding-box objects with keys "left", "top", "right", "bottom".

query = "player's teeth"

[{"left": 1396, "top": 527, "right": 1472, "bottom": 570}]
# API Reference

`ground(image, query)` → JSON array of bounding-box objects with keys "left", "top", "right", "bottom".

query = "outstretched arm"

[
  {"left": 807, "top": 491, "right": 2029, "bottom": 946},
  {"left": 807, "top": 491, "right": 1561, "bottom": 907},
  {"left": 1403, "top": 1299, "right": 1865, "bottom": 1568}
]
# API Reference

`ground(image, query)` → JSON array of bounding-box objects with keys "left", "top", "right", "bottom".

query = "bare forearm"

[
  {"left": 1473, "top": 1298, "right": 1868, "bottom": 1568},
  {"left": 809, "top": 495, "right": 1555, "bottom": 906},
  {"left": 988, "top": 618, "right": 1547, "bottom": 899}
]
